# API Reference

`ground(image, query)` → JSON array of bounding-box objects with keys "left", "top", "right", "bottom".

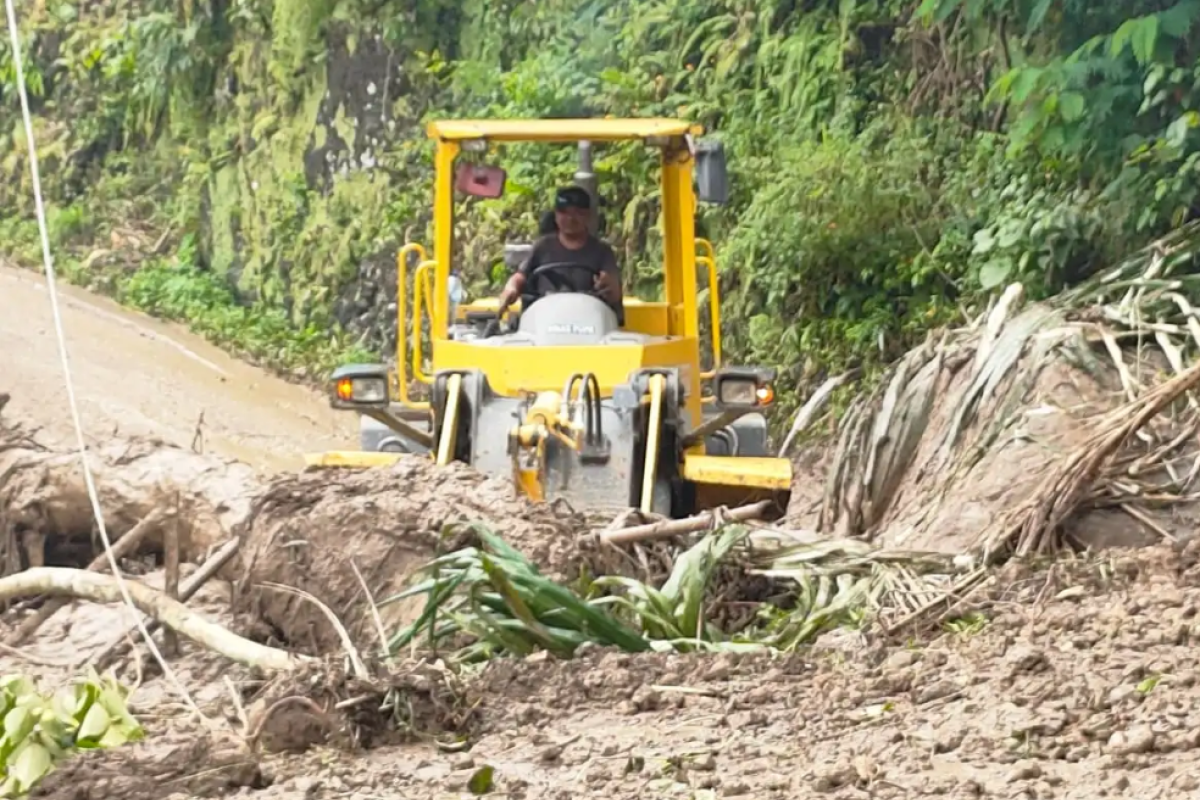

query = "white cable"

[{"left": 4, "top": 0, "right": 203, "bottom": 719}]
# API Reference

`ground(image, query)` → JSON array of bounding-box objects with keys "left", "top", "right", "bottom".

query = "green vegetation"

[
  {"left": 0, "top": 671, "right": 142, "bottom": 797},
  {"left": 2, "top": 0, "right": 1199, "bottom": 412},
  {"left": 386, "top": 524, "right": 954, "bottom": 662}
]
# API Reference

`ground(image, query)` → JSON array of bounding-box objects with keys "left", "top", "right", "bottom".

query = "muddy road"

[{"left": 0, "top": 265, "right": 356, "bottom": 471}]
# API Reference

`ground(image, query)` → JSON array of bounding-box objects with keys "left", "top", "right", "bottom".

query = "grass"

[{"left": 117, "top": 242, "right": 376, "bottom": 377}]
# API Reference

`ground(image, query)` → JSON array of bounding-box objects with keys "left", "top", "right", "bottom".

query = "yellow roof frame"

[{"left": 426, "top": 118, "right": 704, "bottom": 143}]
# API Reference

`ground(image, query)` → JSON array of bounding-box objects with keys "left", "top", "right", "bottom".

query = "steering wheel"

[{"left": 526, "top": 261, "right": 607, "bottom": 299}]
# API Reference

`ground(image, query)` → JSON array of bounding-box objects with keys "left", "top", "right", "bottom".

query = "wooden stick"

[
  {"left": 87, "top": 536, "right": 242, "bottom": 670},
  {"left": 0, "top": 567, "right": 302, "bottom": 672},
  {"left": 162, "top": 499, "right": 181, "bottom": 657},
  {"left": 10, "top": 508, "right": 166, "bottom": 645},
  {"left": 589, "top": 500, "right": 773, "bottom": 546}
]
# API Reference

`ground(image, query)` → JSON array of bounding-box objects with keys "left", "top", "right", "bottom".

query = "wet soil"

[
  {"left": 10, "top": 543, "right": 1200, "bottom": 800},
  {"left": 234, "top": 458, "right": 591, "bottom": 654}
]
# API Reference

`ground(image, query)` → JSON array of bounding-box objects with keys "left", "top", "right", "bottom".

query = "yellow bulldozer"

[{"left": 306, "top": 118, "right": 793, "bottom": 518}]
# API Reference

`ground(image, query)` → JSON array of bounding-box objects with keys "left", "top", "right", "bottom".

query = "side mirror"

[
  {"left": 695, "top": 139, "right": 729, "bottom": 205},
  {"left": 455, "top": 162, "right": 507, "bottom": 199}
]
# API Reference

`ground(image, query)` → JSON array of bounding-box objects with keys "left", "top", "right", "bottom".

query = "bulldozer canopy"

[{"left": 426, "top": 118, "right": 704, "bottom": 143}]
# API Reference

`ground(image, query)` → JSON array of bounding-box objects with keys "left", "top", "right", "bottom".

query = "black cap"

[{"left": 554, "top": 186, "right": 591, "bottom": 211}]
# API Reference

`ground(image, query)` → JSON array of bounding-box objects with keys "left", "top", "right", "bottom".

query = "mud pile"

[
  {"left": 233, "top": 458, "right": 589, "bottom": 654},
  {"left": 0, "top": 416, "right": 259, "bottom": 573}
]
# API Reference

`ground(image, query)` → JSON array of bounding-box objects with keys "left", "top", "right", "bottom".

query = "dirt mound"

[
  {"left": 1, "top": 398, "right": 599, "bottom": 659},
  {"left": 233, "top": 458, "right": 591, "bottom": 654},
  {"left": 29, "top": 727, "right": 262, "bottom": 800}
]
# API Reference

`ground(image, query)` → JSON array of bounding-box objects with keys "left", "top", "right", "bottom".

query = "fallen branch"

[
  {"left": 589, "top": 501, "right": 772, "bottom": 546},
  {"left": 1, "top": 567, "right": 306, "bottom": 672},
  {"left": 89, "top": 536, "right": 243, "bottom": 670},
  {"left": 10, "top": 508, "right": 167, "bottom": 645}
]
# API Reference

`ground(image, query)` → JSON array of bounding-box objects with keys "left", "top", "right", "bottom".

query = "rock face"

[
  {"left": 203, "top": 29, "right": 428, "bottom": 359},
  {"left": 2, "top": 7, "right": 470, "bottom": 363}
]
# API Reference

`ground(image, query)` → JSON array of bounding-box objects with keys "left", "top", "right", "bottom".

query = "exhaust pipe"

[{"left": 575, "top": 140, "right": 599, "bottom": 235}]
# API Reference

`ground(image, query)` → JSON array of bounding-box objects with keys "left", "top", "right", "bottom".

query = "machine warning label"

[{"left": 547, "top": 323, "right": 597, "bottom": 335}]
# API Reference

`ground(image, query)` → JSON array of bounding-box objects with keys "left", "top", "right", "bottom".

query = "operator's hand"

[{"left": 594, "top": 270, "right": 616, "bottom": 300}]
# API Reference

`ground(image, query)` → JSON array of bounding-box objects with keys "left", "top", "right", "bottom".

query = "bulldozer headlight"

[
  {"left": 713, "top": 368, "right": 776, "bottom": 409},
  {"left": 336, "top": 376, "right": 387, "bottom": 404},
  {"left": 718, "top": 379, "right": 757, "bottom": 406},
  {"left": 330, "top": 365, "right": 391, "bottom": 409}
]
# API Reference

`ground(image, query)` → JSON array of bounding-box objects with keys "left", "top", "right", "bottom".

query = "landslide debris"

[
  {"left": 233, "top": 458, "right": 591, "bottom": 655},
  {"left": 23, "top": 540, "right": 1200, "bottom": 800}
]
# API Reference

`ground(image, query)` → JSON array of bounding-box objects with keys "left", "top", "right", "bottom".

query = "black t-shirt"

[{"left": 518, "top": 234, "right": 623, "bottom": 320}]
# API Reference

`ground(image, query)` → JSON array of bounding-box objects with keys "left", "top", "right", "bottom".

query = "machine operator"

[{"left": 497, "top": 186, "right": 625, "bottom": 325}]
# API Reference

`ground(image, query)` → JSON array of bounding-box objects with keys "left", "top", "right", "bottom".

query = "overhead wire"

[{"left": 4, "top": 0, "right": 203, "bottom": 720}]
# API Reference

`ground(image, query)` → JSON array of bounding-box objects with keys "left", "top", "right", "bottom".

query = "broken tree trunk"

[{"left": 90, "top": 536, "right": 243, "bottom": 670}]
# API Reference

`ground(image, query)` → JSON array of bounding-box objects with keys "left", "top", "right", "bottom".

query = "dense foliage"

[{"left": 2, "top": 0, "right": 1199, "bottom": 413}]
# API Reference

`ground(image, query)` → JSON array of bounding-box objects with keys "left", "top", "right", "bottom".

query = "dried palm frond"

[
  {"left": 807, "top": 223, "right": 1200, "bottom": 557},
  {"left": 745, "top": 528, "right": 959, "bottom": 640},
  {"left": 979, "top": 360, "right": 1200, "bottom": 560}
]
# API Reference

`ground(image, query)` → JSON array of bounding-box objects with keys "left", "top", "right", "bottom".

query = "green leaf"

[
  {"left": 10, "top": 740, "right": 53, "bottom": 790},
  {"left": 1160, "top": 1, "right": 1200, "bottom": 38},
  {"left": 1040, "top": 125, "right": 1066, "bottom": 152},
  {"left": 930, "top": 0, "right": 960, "bottom": 25},
  {"left": 1144, "top": 64, "right": 1167, "bottom": 96},
  {"left": 997, "top": 222, "right": 1024, "bottom": 248},
  {"left": 1132, "top": 16, "right": 1160, "bottom": 65},
  {"left": 1059, "top": 92, "right": 1086, "bottom": 122},
  {"left": 1010, "top": 68, "right": 1042, "bottom": 103},
  {"left": 1136, "top": 674, "right": 1161, "bottom": 694},
  {"left": 2, "top": 706, "right": 35, "bottom": 744},
  {"left": 1110, "top": 19, "right": 1139, "bottom": 56},
  {"left": 1026, "top": 0, "right": 1052, "bottom": 31},
  {"left": 979, "top": 258, "right": 1014, "bottom": 289},
  {"left": 468, "top": 765, "right": 495, "bottom": 795},
  {"left": 971, "top": 228, "right": 996, "bottom": 255},
  {"left": 1166, "top": 116, "right": 1191, "bottom": 148},
  {"left": 76, "top": 702, "right": 111, "bottom": 747},
  {"left": 478, "top": 554, "right": 564, "bottom": 654}
]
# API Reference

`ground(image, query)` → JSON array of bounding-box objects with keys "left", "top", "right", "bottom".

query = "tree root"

[{"left": 0, "top": 567, "right": 307, "bottom": 672}]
